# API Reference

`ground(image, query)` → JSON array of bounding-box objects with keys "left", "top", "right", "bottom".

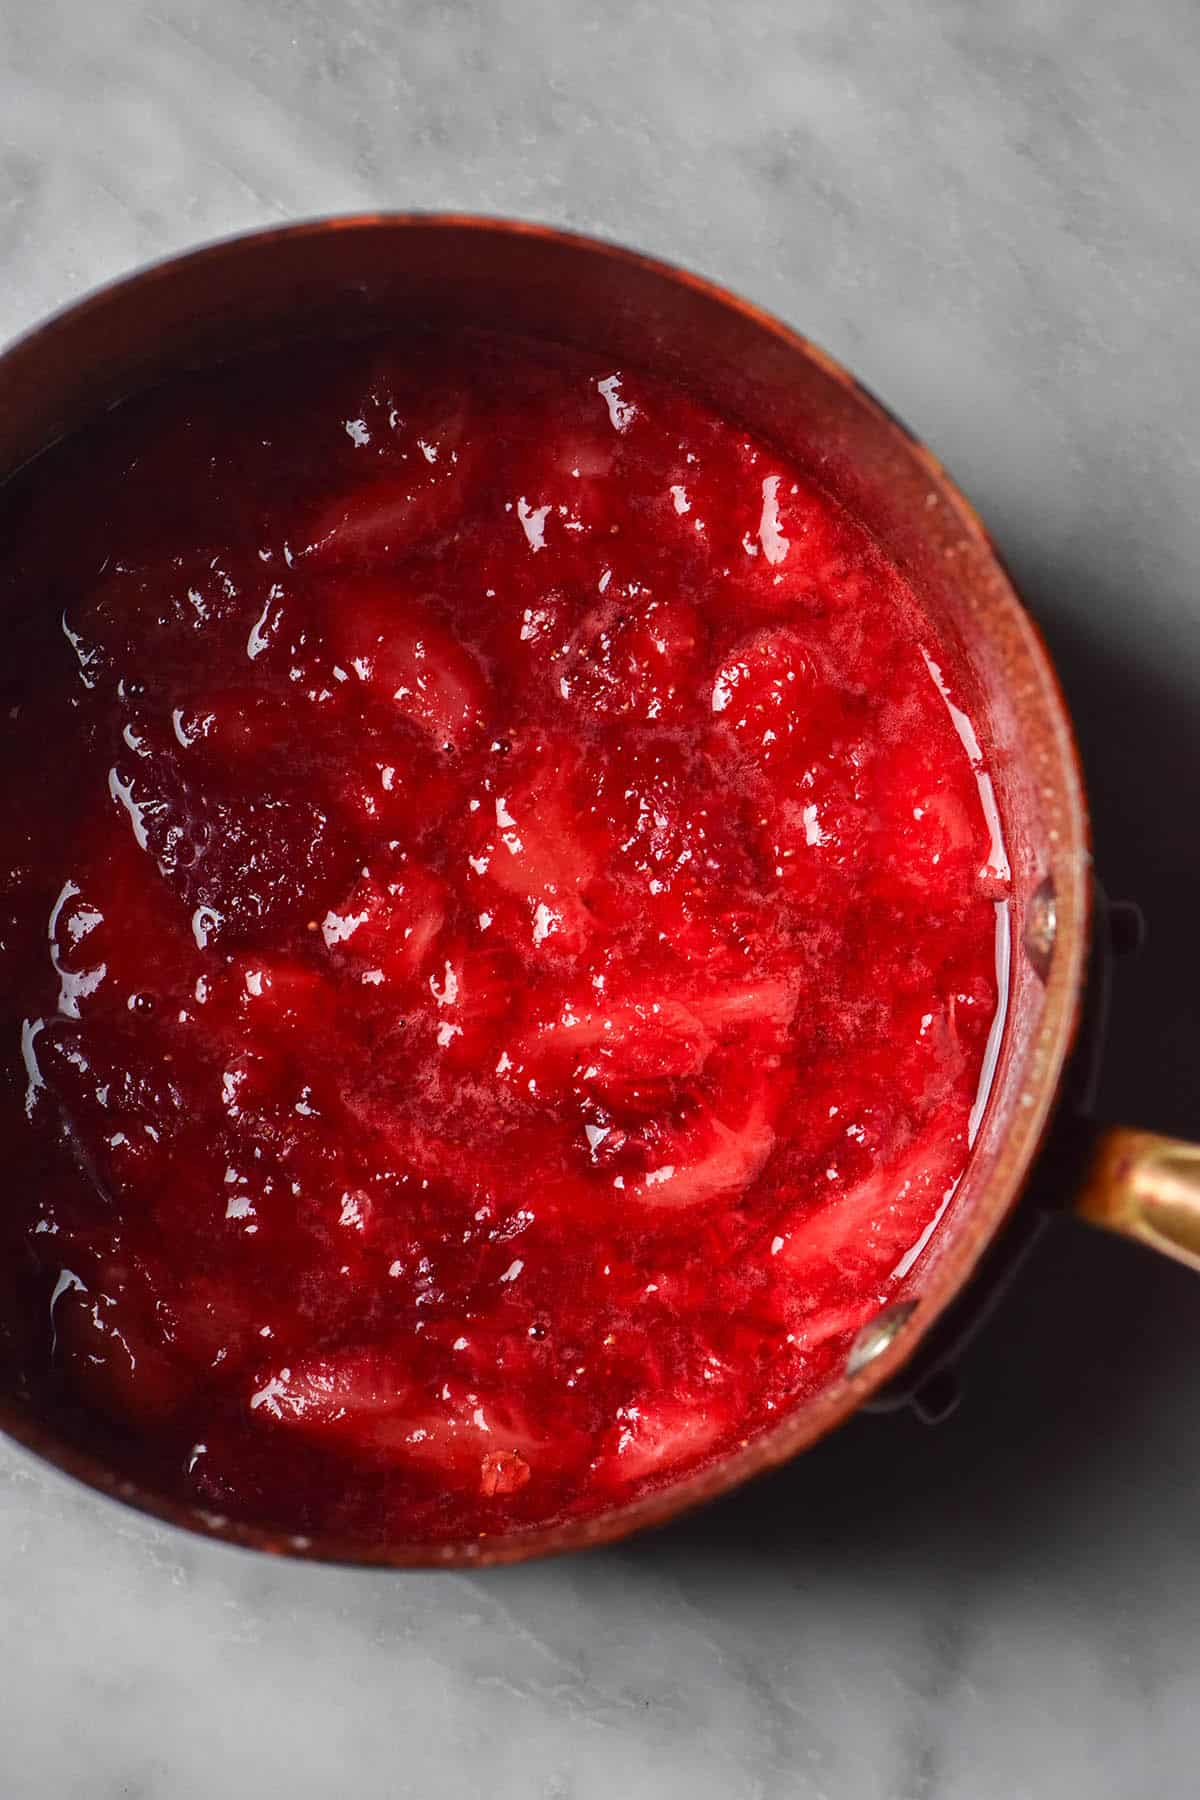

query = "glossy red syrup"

[{"left": 0, "top": 333, "right": 1008, "bottom": 1545}]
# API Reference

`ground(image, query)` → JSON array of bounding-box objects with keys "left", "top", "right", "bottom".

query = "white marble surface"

[{"left": 3, "top": 2, "right": 1200, "bottom": 1795}]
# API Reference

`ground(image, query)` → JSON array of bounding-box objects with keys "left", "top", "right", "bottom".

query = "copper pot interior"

[{"left": 0, "top": 220, "right": 1089, "bottom": 1564}]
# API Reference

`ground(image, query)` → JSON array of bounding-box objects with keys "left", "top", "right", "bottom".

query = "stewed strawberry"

[{"left": 0, "top": 328, "right": 1004, "bottom": 1545}]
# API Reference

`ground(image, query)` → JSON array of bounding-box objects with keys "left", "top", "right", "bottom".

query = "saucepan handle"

[{"left": 1075, "top": 1128, "right": 1200, "bottom": 1272}]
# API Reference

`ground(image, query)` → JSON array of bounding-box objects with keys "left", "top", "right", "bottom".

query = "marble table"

[{"left": 2, "top": 3, "right": 1198, "bottom": 1794}]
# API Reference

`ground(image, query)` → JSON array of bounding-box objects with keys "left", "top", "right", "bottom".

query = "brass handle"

[{"left": 1076, "top": 1128, "right": 1200, "bottom": 1272}]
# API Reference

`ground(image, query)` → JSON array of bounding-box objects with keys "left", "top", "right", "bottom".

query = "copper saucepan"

[{"left": 1, "top": 216, "right": 1195, "bottom": 1566}]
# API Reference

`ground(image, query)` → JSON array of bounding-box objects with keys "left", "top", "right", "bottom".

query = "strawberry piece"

[
  {"left": 513, "top": 991, "right": 714, "bottom": 1093},
  {"left": 586, "top": 736, "right": 760, "bottom": 937},
  {"left": 323, "top": 579, "right": 490, "bottom": 748},
  {"left": 66, "top": 552, "right": 268, "bottom": 690},
  {"left": 592, "top": 1397, "right": 725, "bottom": 1490},
  {"left": 511, "top": 971, "right": 797, "bottom": 1111},
  {"left": 484, "top": 742, "right": 603, "bottom": 895},
  {"left": 320, "top": 864, "right": 446, "bottom": 988},
  {"left": 50, "top": 1263, "right": 186, "bottom": 1425},
  {"left": 689, "top": 975, "right": 800, "bottom": 1040},
  {"left": 468, "top": 738, "right": 610, "bottom": 955},
  {"left": 100, "top": 740, "right": 353, "bottom": 946},
  {"left": 865, "top": 722, "right": 997, "bottom": 902},
  {"left": 166, "top": 1273, "right": 275, "bottom": 1375},
  {"left": 710, "top": 626, "right": 816, "bottom": 763},
  {"left": 756, "top": 765, "right": 871, "bottom": 897},
  {"left": 607, "top": 1086, "right": 779, "bottom": 1212},
  {"left": 202, "top": 955, "right": 338, "bottom": 1061},
  {"left": 171, "top": 687, "right": 297, "bottom": 767},
  {"left": 506, "top": 589, "right": 574, "bottom": 696},
  {"left": 326, "top": 728, "right": 467, "bottom": 844},
  {"left": 557, "top": 592, "right": 705, "bottom": 724},
  {"left": 37, "top": 1021, "right": 192, "bottom": 1198},
  {"left": 502, "top": 410, "right": 619, "bottom": 561},
  {"left": 305, "top": 470, "right": 468, "bottom": 564},
  {"left": 302, "top": 379, "right": 478, "bottom": 564},
  {"left": 773, "top": 1115, "right": 969, "bottom": 1295},
  {"left": 705, "top": 456, "right": 887, "bottom": 621},
  {"left": 421, "top": 940, "right": 521, "bottom": 1070},
  {"left": 47, "top": 824, "right": 201, "bottom": 1023},
  {"left": 247, "top": 1350, "right": 555, "bottom": 1483},
  {"left": 193, "top": 795, "right": 349, "bottom": 942}
]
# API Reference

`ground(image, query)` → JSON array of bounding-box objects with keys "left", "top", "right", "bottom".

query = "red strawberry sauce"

[{"left": 0, "top": 332, "right": 1008, "bottom": 1544}]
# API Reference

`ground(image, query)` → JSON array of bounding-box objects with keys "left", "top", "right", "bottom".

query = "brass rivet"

[
  {"left": 1023, "top": 876, "right": 1057, "bottom": 981},
  {"left": 847, "top": 1300, "right": 917, "bottom": 1377}
]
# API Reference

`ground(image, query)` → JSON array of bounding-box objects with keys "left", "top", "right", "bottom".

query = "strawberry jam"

[{"left": 0, "top": 332, "right": 1008, "bottom": 1545}]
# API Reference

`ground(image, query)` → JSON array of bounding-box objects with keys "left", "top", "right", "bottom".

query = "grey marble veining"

[{"left": 2, "top": 2, "right": 1199, "bottom": 1795}]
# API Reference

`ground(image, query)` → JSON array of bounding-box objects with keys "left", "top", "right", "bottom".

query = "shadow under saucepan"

[
  {"left": 1019, "top": 543, "right": 1200, "bottom": 1141},
  {"left": 621, "top": 536, "right": 1200, "bottom": 1573}
]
